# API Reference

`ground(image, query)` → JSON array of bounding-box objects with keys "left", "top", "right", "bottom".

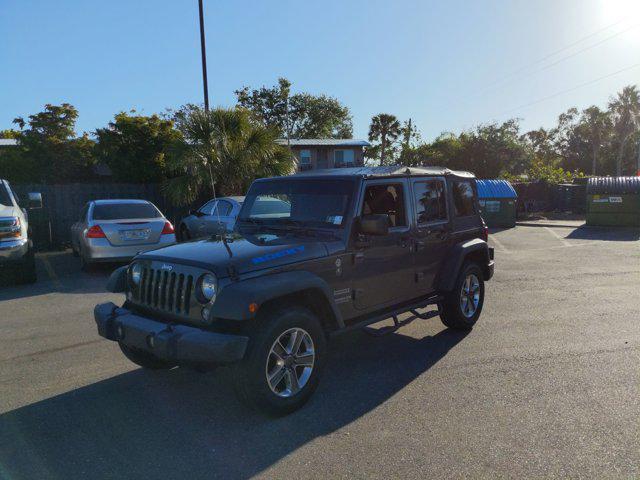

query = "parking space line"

[
  {"left": 490, "top": 235, "right": 510, "bottom": 254},
  {"left": 544, "top": 227, "right": 572, "bottom": 247},
  {"left": 40, "top": 256, "right": 63, "bottom": 290}
]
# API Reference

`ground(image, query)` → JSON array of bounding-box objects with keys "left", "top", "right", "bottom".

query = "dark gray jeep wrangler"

[{"left": 95, "top": 166, "right": 494, "bottom": 415}]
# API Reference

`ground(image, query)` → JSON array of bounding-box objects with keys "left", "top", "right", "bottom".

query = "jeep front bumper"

[{"left": 94, "top": 302, "right": 249, "bottom": 365}]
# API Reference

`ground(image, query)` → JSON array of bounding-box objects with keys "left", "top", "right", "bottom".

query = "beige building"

[{"left": 276, "top": 139, "right": 370, "bottom": 171}]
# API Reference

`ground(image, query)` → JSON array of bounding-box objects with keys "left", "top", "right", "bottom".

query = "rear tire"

[
  {"left": 180, "top": 224, "right": 191, "bottom": 242},
  {"left": 118, "top": 343, "right": 176, "bottom": 370},
  {"left": 231, "top": 305, "right": 326, "bottom": 416},
  {"left": 79, "top": 251, "right": 93, "bottom": 272},
  {"left": 439, "top": 262, "right": 484, "bottom": 330}
]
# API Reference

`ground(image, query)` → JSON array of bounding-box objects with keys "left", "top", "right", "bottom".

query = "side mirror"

[
  {"left": 358, "top": 214, "right": 390, "bottom": 236},
  {"left": 189, "top": 209, "right": 202, "bottom": 217},
  {"left": 28, "top": 192, "right": 43, "bottom": 209}
]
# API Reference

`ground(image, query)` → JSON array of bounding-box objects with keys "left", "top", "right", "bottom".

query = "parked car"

[
  {"left": 71, "top": 199, "right": 176, "bottom": 270},
  {"left": 94, "top": 166, "right": 494, "bottom": 415},
  {"left": 178, "top": 196, "right": 244, "bottom": 240},
  {"left": 179, "top": 196, "right": 293, "bottom": 240},
  {"left": 0, "top": 179, "right": 41, "bottom": 284}
]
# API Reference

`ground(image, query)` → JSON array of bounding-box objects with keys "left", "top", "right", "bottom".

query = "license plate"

[{"left": 120, "top": 228, "right": 150, "bottom": 241}]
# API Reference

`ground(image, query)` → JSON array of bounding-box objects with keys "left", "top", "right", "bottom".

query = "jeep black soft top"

[{"left": 95, "top": 166, "right": 494, "bottom": 415}]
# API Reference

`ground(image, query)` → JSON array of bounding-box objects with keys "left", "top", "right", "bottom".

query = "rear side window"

[
  {"left": 452, "top": 181, "right": 476, "bottom": 217},
  {"left": 414, "top": 180, "right": 447, "bottom": 224},
  {"left": 92, "top": 203, "right": 161, "bottom": 220},
  {"left": 0, "top": 183, "right": 13, "bottom": 207}
]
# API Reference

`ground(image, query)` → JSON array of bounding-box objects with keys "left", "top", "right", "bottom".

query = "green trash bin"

[
  {"left": 476, "top": 180, "right": 517, "bottom": 228},
  {"left": 586, "top": 177, "right": 640, "bottom": 227}
]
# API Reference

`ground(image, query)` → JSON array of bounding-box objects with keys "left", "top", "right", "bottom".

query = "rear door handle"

[{"left": 415, "top": 240, "right": 426, "bottom": 251}]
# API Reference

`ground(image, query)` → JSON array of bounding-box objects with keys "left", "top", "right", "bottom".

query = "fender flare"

[
  {"left": 210, "top": 270, "right": 344, "bottom": 327},
  {"left": 436, "top": 238, "right": 490, "bottom": 292},
  {"left": 106, "top": 265, "right": 128, "bottom": 293}
]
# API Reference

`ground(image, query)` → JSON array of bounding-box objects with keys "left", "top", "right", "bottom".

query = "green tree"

[
  {"left": 12, "top": 103, "right": 95, "bottom": 182},
  {"left": 0, "top": 129, "right": 21, "bottom": 139},
  {"left": 94, "top": 111, "right": 181, "bottom": 183},
  {"left": 368, "top": 113, "right": 401, "bottom": 165},
  {"left": 235, "top": 78, "right": 353, "bottom": 139},
  {"left": 608, "top": 85, "right": 640, "bottom": 175},
  {"left": 235, "top": 78, "right": 291, "bottom": 135},
  {"left": 164, "top": 107, "right": 293, "bottom": 205}
]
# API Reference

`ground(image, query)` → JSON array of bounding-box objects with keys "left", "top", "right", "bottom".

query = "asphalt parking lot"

[{"left": 1, "top": 220, "right": 639, "bottom": 479}]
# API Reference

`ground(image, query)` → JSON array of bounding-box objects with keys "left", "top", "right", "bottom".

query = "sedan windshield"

[
  {"left": 92, "top": 203, "right": 161, "bottom": 220},
  {"left": 238, "top": 179, "right": 354, "bottom": 228}
]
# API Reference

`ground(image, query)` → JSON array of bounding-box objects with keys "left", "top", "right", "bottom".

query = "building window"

[
  {"left": 299, "top": 150, "right": 311, "bottom": 165},
  {"left": 414, "top": 179, "right": 447, "bottom": 224},
  {"left": 334, "top": 149, "right": 354, "bottom": 167},
  {"left": 452, "top": 180, "right": 477, "bottom": 217}
]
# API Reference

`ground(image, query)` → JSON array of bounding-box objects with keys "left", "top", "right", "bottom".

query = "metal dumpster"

[
  {"left": 586, "top": 177, "right": 640, "bottom": 227},
  {"left": 477, "top": 179, "right": 517, "bottom": 228}
]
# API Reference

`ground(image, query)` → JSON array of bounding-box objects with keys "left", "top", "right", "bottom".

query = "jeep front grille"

[{"left": 136, "top": 266, "right": 194, "bottom": 316}]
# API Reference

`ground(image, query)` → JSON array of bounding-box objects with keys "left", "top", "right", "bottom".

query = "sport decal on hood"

[{"left": 251, "top": 245, "right": 305, "bottom": 265}]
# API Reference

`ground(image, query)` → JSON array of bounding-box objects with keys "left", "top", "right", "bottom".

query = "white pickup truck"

[{"left": 0, "top": 179, "right": 40, "bottom": 284}]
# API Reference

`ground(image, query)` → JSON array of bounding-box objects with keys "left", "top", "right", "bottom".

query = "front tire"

[
  {"left": 439, "top": 262, "right": 484, "bottom": 330},
  {"left": 231, "top": 305, "right": 326, "bottom": 416},
  {"left": 119, "top": 343, "right": 176, "bottom": 370}
]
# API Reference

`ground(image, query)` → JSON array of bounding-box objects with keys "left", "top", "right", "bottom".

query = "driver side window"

[
  {"left": 361, "top": 183, "right": 406, "bottom": 228},
  {"left": 199, "top": 200, "right": 217, "bottom": 216}
]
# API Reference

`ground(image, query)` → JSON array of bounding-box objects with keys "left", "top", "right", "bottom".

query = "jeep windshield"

[{"left": 237, "top": 178, "right": 355, "bottom": 231}]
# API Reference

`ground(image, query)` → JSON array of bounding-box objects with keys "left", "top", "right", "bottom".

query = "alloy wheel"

[
  {"left": 265, "top": 327, "right": 315, "bottom": 398},
  {"left": 460, "top": 273, "right": 480, "bottom": 318}
]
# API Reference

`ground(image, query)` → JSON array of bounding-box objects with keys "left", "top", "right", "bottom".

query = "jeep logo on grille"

[{"left": 160, "top": 264, "right": 173, "bottom": 271}]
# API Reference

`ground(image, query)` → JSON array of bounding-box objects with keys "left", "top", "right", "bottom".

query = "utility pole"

[
  {"left": 198, "top": 0, "right": 210, "bottom": 111},
  {"left": 637, "top": 137, "right": 640, "bottom": 176}
]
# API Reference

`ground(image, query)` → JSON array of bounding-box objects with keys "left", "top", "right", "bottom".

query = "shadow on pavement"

[
  {"left": 0, "top": 251, "right": 121, "bottom": 300},
  {"left": 565, "top": 225, "right": 640, "bottom": 242},
  {"left": 0, "top": 327, "right": 468, "bottom": 479}
]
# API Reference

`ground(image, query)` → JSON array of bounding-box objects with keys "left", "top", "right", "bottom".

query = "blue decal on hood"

[{"left": 251, "top": 245, "right": 305, "bottom": 265}]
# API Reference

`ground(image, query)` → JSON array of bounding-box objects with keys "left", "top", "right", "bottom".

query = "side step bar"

[{"left": 332, "top": 295, "right": 443, "bottom": 337}]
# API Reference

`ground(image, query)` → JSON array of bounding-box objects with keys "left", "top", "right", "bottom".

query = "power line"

[
  {"left": 496, "top": 62, "right": 640, "bottom": 117},
  {"left": 478, "top": 19, "right": 628, "bottom": 92},
  {"left": 533, "top": 23, "right": 639, "bottom": 74}
]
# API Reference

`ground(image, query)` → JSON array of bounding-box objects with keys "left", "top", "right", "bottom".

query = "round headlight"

[
  {"left": 130, "top": 263, "right": 143, "bottom": 286},
  {"left": 198, "top": 273, "right": 217, "bottom": 303}
]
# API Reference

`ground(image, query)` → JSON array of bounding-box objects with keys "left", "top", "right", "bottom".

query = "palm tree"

[
  {"left": 608, "top": 85, "right": 640, "bottom": 176},
  {"left": 164, "top": 107, "right": 293, "bottom": 205},
  {"left": 368, "top": 113, "right": 401, "bottom": 166},
  {"left": 579, "top": 106, "right": 611, "bottom": 176}
]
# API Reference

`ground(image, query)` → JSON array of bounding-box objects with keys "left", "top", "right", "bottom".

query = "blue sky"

[{"left": 1, "top": 0, "right": 639, "bottom": 141}]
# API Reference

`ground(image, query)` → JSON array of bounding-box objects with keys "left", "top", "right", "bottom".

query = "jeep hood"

[{"left": 136, "top": 233, "right": 328, "bottom": 278}]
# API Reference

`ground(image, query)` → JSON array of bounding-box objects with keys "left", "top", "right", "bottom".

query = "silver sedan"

[
  {"left": 70, "top": 199, "right": 176, "bottom": 269},
  {"left": 178, "top": 196, "right": 244, "bottom": 240}
]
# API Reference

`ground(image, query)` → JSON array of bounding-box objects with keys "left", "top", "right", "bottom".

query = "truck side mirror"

[
  {"left": 28, "top": 192, "right": 43, "bottom": 209},
  {"left": 358, "top": 214, "right": 390, "bottom": 236}
]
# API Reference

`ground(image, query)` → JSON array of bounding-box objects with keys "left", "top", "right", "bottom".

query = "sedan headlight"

[
  {"left": 198, "top": 273, "right": 218, "bottom": 303},
  {"left": 130, "top": 263, "right": 143, "bottom": 286}
]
